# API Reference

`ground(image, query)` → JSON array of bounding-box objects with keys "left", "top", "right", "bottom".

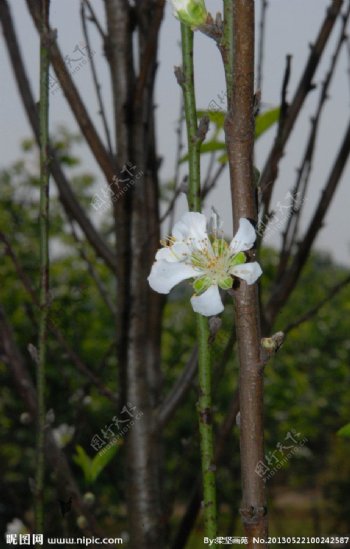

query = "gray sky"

[{"left": 1, "top": 0, "right": 350, "bottom": 265}]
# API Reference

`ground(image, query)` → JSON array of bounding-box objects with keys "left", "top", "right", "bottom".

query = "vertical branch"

[
  {"left": 35, "top": 0, "right": 50, "bottom": 537},
  {"left": 179, "top": 23, "right": 217, "bottom": 542},
  {"left": 105, "top": 2, "right": 166, "bottom": 546},
  {"left": 257, "top": 0, "right": 268, "bottom": 93},
  {"left": 221, "top": 1, "right": 268, "bottom": 546},
  {"left": 80, "top": 0, "right": 114, "bottom": 156}
]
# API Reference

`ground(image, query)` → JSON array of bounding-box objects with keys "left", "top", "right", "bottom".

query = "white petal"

[
  {"left": 170, "top": 0, "right": 190, "bottom": 13},
  {"left": 190, "top": 285, "right": 224, "bottom": 316},
  {"left": 155, "top": 247, "right": 175, "bottom": 262},
  {"left": 231, "top": 262, "right": 262, "bottom": 285},
  {"left": 155, "top": 242, "right": 190, "bottom": 263},
  {"left": 171, "top": 0, "right": 187, "bottom": 9},
  {"left": 230, "top": 218, "right": 257, "bottom": 253},
  {"left": 172, "top": 212, "right": 208, "bottom": 243},
  {"left": 148, "top": 260, "right": 199, "bottom": 294}
]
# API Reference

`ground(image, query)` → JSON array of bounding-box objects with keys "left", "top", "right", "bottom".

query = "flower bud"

[
  {"left": 20, "top": 412, "right": 32, "bottom": 425},
  {"left": 83, "top": 492, "right": 95, "bottom": 506},
  {"left": 170, "top": 0, "right": 208, "bottom": 28},
  {"left": 76, "top": 515, "right": 87, "bottom": 529}
]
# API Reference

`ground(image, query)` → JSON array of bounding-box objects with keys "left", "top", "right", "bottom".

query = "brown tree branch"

[
  {"left": 158, "top": 346, "right": 198, "bottom": 429},
  {"left": 104, "top": 0, "right": 133, "bottom": 382},
  {"left": 69, "top": 219, "right": 116, "bottom": 315},
  {"left": 133, "top": 0, "right": 165, "bottom": 107},
  {"left": 202, "top": 163, "right": 226, "bottom": 199},
  {"left": 266, "top": 116, "right": 350, "bottom": 327},
  {"left": 25, "top": 0, "right": 115, "bottom": 183},
  {"left": 282, "top": 273, "right": 350, "bottom": 335},
  {"left": 164, "top": 96, "right": 184, "bottom": 231},
  {"left": 222, "top": 0, "right": 268, "bottom": 544},
  {"left": 0, "top": 305, "right": 103, "bottom": 537},
  {"left": 259, "top": 0, "right": 343, "bottom": 217},
  {"left": 80, "top": 0, "right": 114, "bottom": 156},
  {"left": 0, "top": 232, "right": 117, "bottom": 404},
  {"left": 257, "top": 0, "right": 268, "bottom": 93},
  {"left": 279, "top": 54, "right": 292, "bottom": 127},
  {"left": 0, "top": 0, "right": 116, "bottom": 272},
  {"left": 105, "top": 1, "right": 165, "bottom": 546},
  {"left": 277, "top": 5, "right": 350, "bottom": 276},
  {"left": 82, "top": 0, "right": 106, "bottom": 41}
]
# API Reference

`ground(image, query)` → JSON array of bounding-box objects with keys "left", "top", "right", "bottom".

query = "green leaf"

[
  {"left": 179, "top": 107, "right": 279, "bottom": 166},
  {"left": 73, "top": 445, "right": 93, "bottom": 485},
  {"left": 217, "top": 153, "right": 228, "bottom": 164},
  {"left": 58, "top": 154, "right": 80, "bottom": 167},
  {"left": 73, "top": 443, "right": 119, "bottom": 485},
  {"left": 90, "top": 443, "right": 118, "bottom": 483},
  {"left": 21, "top": 138, "right": 35, "bottom": 152},
  {"left": 337, "top": 423, "right": 350, "bottom": 438},
  {"left": 255, "top": 107, "right": 280, "bottom": 140}
]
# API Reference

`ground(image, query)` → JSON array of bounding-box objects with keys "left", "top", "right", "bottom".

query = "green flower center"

[{"left": 189, "top": 238, "right": 246, "bottom": 294}]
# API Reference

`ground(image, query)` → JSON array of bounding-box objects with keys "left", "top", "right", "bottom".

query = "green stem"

[
  {"left": 35, "top": 0, "right": 50, "bottom": 538},
  {"left": 180, "top": 23, "right": 217, "bottom": 542}
]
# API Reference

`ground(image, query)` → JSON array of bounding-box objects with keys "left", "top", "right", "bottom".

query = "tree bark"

[
  {"left": 223, "top": 1, "right": 268, "bottom": 546},
  {"left": 104, "top": 2, "right": 164, "bottom": 546}
]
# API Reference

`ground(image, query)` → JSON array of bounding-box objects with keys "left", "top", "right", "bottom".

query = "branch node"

[
  {"left": 174, "top": 65, "right": 185, "bottom": 86},
  {"left": 196, "top": 115, "right": 210, "bottom": 144},
  {"left": 261, "top": 331, "right": 285, "bottom": 355},
  {"left": 240, "top": 505, "right": 267, "bottom": 524}
]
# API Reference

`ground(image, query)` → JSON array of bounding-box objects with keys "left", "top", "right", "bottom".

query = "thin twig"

[
  {"left": 266, "top": 116, "right": 350, "bottom": 327},
  {"left": 202, "top": 162, "right": 226, "bottom": 199},
  {"left": 80, "top": 1, "right": 114, "bottom": 156},
  {"left": 158, "top": 346, "right": 198, "bottom": 429},
  {"left": 282, "top": 273, "right": 350, "bottom": 335},
  {"left": 25, "top": 0, "right": 115, "bottom": 182},
  {"left": 257, "top": 0, "right": 268, "bottom": 93},
  {"left": 82, "top": 0, "right": 106, "bottom": 40},
  {"left": 257, "top": 54, "right": 292, "bottom": 245},
  {"left": 277, "top": 5, "right": 350, "bottom": 277},
  {"left": 0, "top": 232, "right": 117, "bottom": 403},
  {"left": 167, "top": 95, "right": 184, "bottom": 232},
  {"left": 279, "top": 54, "right": 292, "bottom": 126},
  {"left": 346, "top": 36, "right": 350, "bottom": 101},
  {"left": 0, "top": 305, "right": 104, "bottom": 538},
  {"left": 69, "top": 219, "right": 116, "bottom": 315},
  {"left": 0, "top": 0, "right": 116, "bottom": 270},
  {"left": 259, "top": 0, "right": 343, "bottom": 220}
]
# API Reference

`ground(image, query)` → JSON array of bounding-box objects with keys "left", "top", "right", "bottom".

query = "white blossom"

[
  {"left": 52, "top": 423, "right": 75, "bottom": 448},
  {"left": 6, "top": 518, "right": 27, "bottom": 535},
  {"left": 148, "top": 211, "right": 262, "bottom": 316}
]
